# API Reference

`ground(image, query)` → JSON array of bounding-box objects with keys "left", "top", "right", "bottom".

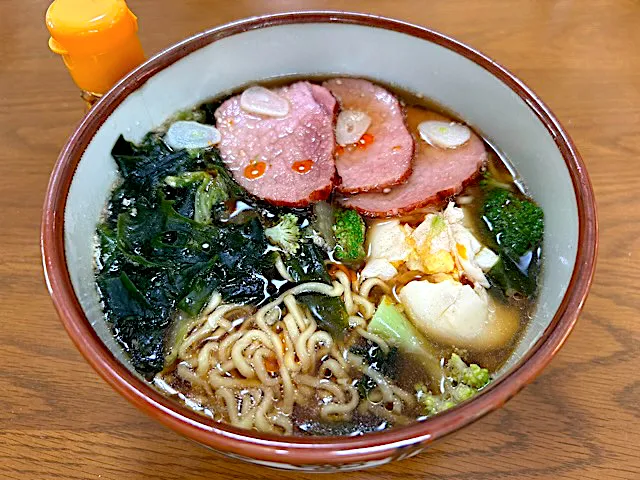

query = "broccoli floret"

[
  {"left": 482, "top": 188, "right": 544, "bottom": 258},
  {"left": 447, "top": 353, "right": 490, "bottom": 389},
  {"left": 481, "top": 188, "right": 544, "bottom": 298},
  {"left": 415, "top": 354, "right": 491, "bottom": 417},
  {"left": 265, "top": 214, "right": 301, "bottom": 255},
  {"left": 449, "top": 383, "right": 476, "bottom": 402},
  {"left": 415, "top": 386, "right": 452, "bottom": 416},
  {"left": 332, "top": 208, "right": 366, "bottom": 262}
]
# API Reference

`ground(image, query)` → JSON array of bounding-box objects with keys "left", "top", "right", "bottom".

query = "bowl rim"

[{"left": 41, "top": 11, "right": 598, "bottom": 466}]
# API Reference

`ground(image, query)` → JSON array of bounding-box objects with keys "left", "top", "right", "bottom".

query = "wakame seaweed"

[
  {"left": 350, "top": 341, "right": 400, "bottom": 398},
  {"left": 285, "top": 241, "right": 349, "bottom": 338},
  {"left": 95, "top": 135, "right": 283, "bottom": 377},
  {"left": 96, "top": 131, "right": 348, "bottom": 377}
]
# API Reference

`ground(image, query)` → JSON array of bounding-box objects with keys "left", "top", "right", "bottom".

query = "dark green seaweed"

[
  {"left": 298, "top": 294, "right": 348, "bottom": 340},
  {"left": 96, "top": 135, "right": 281, "bottom": 376},
  {"left": 283, "top": 241, "right": 331, "bottom": 284},
  {"left": 283, "top": 240, "right": 348, "bottom": 338},
  {"left": 477, "top": 175, "right": 544, "bottom": 299},
  {"left": 96, "top": 134, "right": 342, "bottom": 378},
  {"left": 350, "top": 341, "right": 400, "bottom": 399}
]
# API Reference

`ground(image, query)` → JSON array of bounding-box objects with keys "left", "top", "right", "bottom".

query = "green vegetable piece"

[
  {"left": 482, "top": 188, "right": 544, "bottom": 258},
  {"left": 284, "top": 242, "right": 331, "bottom": 284},
  {"left": 430, "top": 215, "right": 446, "bottom": 236},
  {"left": 415, "top": 353, "right": 492, "bottom": 417},
  {"left": 447, "top": 353, "right": 490, "bottom": 389},
  {"left": 332, "top": 208, "right": 366, "bottom": 263},
  {"left": 450, "top": 383, "right": 476, "bottom": 402},
  {"left": 164, "top": 314, "right": 197, "bottom": 367},
  {"left": 487, "top": 250, "right": 539, "bottom": 298},
  {"left": 351, "top": 342, "right": 399, "bottom": 399},
  {"left": 96, "top": 224, "right": 118, "bottom": 272},
  {"left": 165, "top": 171, "right": 228, "bottom": 224},
  {"left": 164, "top": 171, "right": 209, "bottom": 187},
  {"left": 177, "top": 267, "right": 220, "bottom": 316},
  {"left": 416, "top": 215, "right": 447, "bottom": 252},
  {"left": 195, "top": 174, "right": 228, "bottom": 224},
  {"left": 298, "top": 294, "right": 348, "bottom": 339},
  {"left": 479, "top": 170, "right": 515, "bottom": 192},
  {"left": 97, "top": 270, "right": 170, "bottom": 377},
  {"left": 415, "top": 386, "right": 448, "bottom": 416},
  {"left": 311, "top": 201, "right": 337, "bottom": 250},
  {"left": 172, "top": 108, "right": 206, "bottom": 123},
  {"left": 264, "top": 213, "right": 301, "bottom": 255},
  {"left": 368, "top": 296, "right": 443, "bottom": 382},
  {"left": 368, "top": 296, "right": 426, "bottom": 356},
  {"left": 480, "top": 187, "right": 544, "bottom": 298},
  {"left": 111, "top": 134, "right": 199, "bottom": 187}
]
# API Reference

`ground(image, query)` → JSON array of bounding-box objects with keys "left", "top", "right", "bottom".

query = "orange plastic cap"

[
  {"left": 46, "top": 0, "right": 145, "bottom": 94},
  {"left": 46, "top": 0, "right": 139, "bottom": 56}
]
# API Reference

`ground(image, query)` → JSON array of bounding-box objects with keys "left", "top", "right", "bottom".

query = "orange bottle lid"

[
  {"left": 46, "top": 0, "right": 145, "bottom": 95},
  {"left": 46, "top": 0, "right": 139, "bottom": 56}
]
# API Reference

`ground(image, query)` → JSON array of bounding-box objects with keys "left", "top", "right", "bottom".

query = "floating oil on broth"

[
  {"left": 396, "top": 99, "right": 537, "bottom": 372},
  {"left": 95, "top": 76, "right": 544, "bottom": 437}
]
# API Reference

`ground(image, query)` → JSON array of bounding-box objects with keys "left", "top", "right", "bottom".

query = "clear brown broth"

[{"left": 165, "top": 76, "right": 540, "bottom": 433}]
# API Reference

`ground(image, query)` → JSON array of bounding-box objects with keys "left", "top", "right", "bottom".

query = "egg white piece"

[
  {"left": 409, "top": 203, "right": 495, "bottom": 285},
  {"left": 366, "top": 219, "right": 413, "bottom": 263},
  {"left": 399, "top": 279, "right": 518, "bottom": 351},
  {"left": 164, "top": 121, "right": 221, "bottom": 150},
  {"left": 444, "top": 203, "right": 498, "bottom": 286},
  {"left": 418, "top": 120, "right": 471, "bottom": 149},
  {"left": 240, "top": 86, "right": 290, "bottom": 117},
  {"left": 360, "top": 258, "right": 398, "bottom": 281},
  {"left": 361, "top": 204, "right": 499, "bottom": 286}
]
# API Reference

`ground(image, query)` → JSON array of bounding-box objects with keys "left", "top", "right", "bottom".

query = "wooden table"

[{"left": 2, "top": 0, "right": 639, "bottom": 478}]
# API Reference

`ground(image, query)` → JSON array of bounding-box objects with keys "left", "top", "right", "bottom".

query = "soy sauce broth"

[
  {"left": 120, "top": 76, "right": 543, "bottom": 434},
  {"left": 198, "top": 76, "right": 538, "bottom": 373}
]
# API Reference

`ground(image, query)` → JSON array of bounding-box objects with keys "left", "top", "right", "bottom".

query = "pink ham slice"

[
  {"left": 310, "top": 84, "right": 338, "bottom": 116},
  {"left": 323, "top": 78, "right": 414, "bottom": 194},
  {"left": 341, "top": 111, "right": 487, "bottom": 217},
  {"left": 215, "top": 81, "right": 337, "bottom": 207}
]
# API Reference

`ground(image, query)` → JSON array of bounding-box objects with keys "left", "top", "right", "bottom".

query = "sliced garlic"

[
  {"left": 164, "top": 121, "right": 221, "bottom": 150},
  {"left": 335, "top": 109, "right": 372, "bottom": 146},
  {"left": 240, "top": 86, "right": 290, "bottom": 117},
  {"left": 418, "top": 120, "right": 471, "bottom": 149}
]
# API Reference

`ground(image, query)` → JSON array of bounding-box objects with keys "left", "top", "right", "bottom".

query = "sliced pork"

[
  {"left": 341, "top": 111, "right": 487, "bottom": 217},
  {"left": 323, "top": 78, "right": 414, "bottom": 194},
  {"left": 310, "top": 84, "right": 338, "bottom": 116},
  {"left": 215, "top": 82, "right": 337, "bottom": 206}
]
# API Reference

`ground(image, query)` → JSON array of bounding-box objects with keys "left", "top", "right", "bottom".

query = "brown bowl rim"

[{"left": 41, "top": 11, "right": 598, "bottom": 466}]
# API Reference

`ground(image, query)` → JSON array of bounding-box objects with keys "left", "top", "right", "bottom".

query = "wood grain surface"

[{"left": 1, "top": 0, "right": 639, "bottom": 478}]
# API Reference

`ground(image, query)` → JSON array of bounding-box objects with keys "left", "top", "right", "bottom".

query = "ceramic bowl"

[{"left": 42, "top": 11, "right": 597, "bottom": 471}]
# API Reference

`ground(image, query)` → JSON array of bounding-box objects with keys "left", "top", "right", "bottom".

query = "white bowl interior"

[{"left": 64, "top": 22, "right": 578, "bottom": 378}]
